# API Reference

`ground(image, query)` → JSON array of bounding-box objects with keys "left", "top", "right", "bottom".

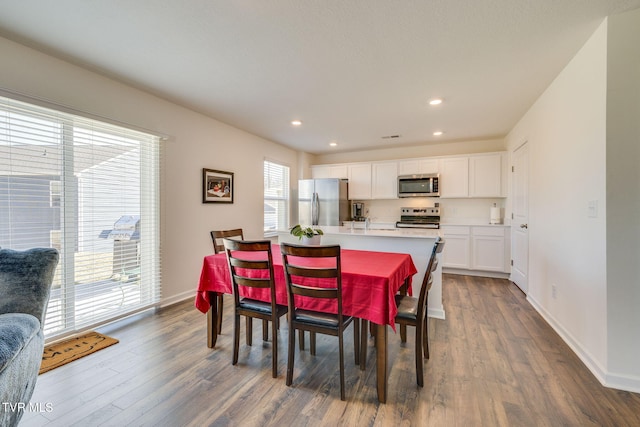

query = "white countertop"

[
  {"left": 279, "top": 226, "right": 441, "bottom": 239},
  {"left": 343, "top": 220, "right": 510, "bottom": 228}
]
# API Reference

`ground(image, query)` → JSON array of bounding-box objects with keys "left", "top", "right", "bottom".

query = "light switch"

[{"left": 587, "top": 200, "right": 598, "bottom": 218}]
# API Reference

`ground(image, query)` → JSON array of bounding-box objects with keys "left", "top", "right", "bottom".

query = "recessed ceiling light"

[
  {"left": 433, "top": 131, "right": 444, "bottom": 136},
  {"left": 291, "top": 120, "right": 302, "bottom": 126},
  {"left": 329, "top": 141, "right": 337, "bottom": 147},
  {"left": 429, "top": 98, "right": 443, "bottom": 106}
]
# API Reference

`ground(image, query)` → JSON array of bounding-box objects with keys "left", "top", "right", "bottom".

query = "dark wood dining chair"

[
  {"left": 223, "top": 239, "right": 288, "bottom": 378},
  {"left": 394, "top": 237, "right": 445, "bottom": 387},
  {"left": 210, "top": 228, "right": 244, "bottom": 334},
  {"left": 280, "top": 243, "right": 359, "bottom": 401}
]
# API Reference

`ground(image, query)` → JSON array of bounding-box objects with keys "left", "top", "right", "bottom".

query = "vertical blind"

[
  {"left": 0, "top": 95, "right": 162, "bottom": 340},
  {"left": 263, "top": 160, "right": 290, "bottom": 236}
]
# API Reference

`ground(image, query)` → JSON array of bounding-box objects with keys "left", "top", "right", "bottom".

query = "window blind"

[
  {"left": 0, "top": 95, "right": 162, "bottom": 340},
  {"left": 263, "top": 160, "right": 290, "bottom": 236}
]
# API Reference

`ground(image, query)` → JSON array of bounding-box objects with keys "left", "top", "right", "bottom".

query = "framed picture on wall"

[{"left": 203, "top": 168, "right": 234, "bottom": 203}]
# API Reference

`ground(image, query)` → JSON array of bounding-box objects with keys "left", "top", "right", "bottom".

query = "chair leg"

[
  {"left": 353, "top": 319, "right": 360, "bottom": 365},
  {"left": 338, "top": 330, "right": 346, "bottom": 401},
  {"left": 287, "top": 324, "right": 295, "bottom": 386},
  {"left": 310, "top": 332, "right": 317, "bottom": 355},
  {"left": 360, "top": 319, "right": 367, "bottom": 370},
  {"left": 232, "top": 313, "right": 240, "bottom": 365},
  {"left": 415, "top": 321, "right": 424, "bottom": 387},
  {"left": 298, "top": 330, "right": 305, "bottom": 351},
  {"left": 263, "top": 319, "right": 269, "bottom": 342},
  {"left": 246, "top": 317, "right": 252, "bottom": 346},
  {"left": 400, "top": 324, "right": 407, "bottom": 343},
  {"left": 217, "top": 294, "right": 224, "bottom": 334},
  {"left": 271, "top": 318, "right": 278, "bottom": 378}
]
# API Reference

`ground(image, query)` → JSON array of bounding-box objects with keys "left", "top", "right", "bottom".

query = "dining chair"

[
  {"left": 394, "top": 236, "right": 445, "bottom": 387},
  {"left": 223, "top": 239, "right": 287, "bottom": 378},
  {"left": 210, "top": 228, "right": 245, "bottom": 334},
  {"left": 280, "top": 243, "right": 359, "bottom": 401}
]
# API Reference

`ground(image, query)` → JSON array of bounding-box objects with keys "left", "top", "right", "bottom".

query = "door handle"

[{"left": 520, "top": 224, "right": 528, "bottom": 229}]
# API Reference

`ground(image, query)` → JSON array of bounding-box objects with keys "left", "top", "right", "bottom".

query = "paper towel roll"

[{"left": 490, "top": 206, "right": 501, "bottom": 224}]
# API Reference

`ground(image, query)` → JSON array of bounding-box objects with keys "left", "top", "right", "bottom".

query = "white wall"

[
  {"left": 0, "top": 36, "right": 299, "bottom": 305},
  {"left": 605, "top": 8, "right": 640, "bottom": 389},
  {"left": 506, "top": 21, "right": 610, "bottom": 381}
]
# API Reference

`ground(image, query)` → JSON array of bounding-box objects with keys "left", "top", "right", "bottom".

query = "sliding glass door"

[{"left": 0, "top": 96, "right": 161, "bottom": 339}]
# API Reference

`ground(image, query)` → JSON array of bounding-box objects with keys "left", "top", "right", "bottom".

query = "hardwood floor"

[{"left": 20, "top": 274, "right": 640, "bottom": 426}]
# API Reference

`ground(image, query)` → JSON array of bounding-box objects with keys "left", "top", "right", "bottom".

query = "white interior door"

[{"left": 511, "top": 142, "right": 529, "bottom": 293}]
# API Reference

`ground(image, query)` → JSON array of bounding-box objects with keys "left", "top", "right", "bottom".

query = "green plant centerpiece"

[{"left": 290, "top": 224, "right": 324, "bottom": 245}]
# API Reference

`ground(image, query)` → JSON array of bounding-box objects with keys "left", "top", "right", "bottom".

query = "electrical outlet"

[{"left": 551, "top": 283, "right": 557, "bottom": 299}]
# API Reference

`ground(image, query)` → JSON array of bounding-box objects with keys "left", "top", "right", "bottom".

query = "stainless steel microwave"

[{"left": 398, "top": 173, "right": 440, "bottom": 197}]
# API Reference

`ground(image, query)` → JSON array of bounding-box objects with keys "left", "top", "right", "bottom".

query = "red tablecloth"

[{"left": 195, "top": 245, "right": 417, "bottom": 331}]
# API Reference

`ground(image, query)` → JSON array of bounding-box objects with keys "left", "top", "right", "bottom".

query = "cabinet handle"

[{"left": 520, "top": 224, "right": 528, "bottom": 229}]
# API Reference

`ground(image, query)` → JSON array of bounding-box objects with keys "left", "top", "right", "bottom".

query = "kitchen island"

[{"left": 277, "top": 226, "right": 444, "bottom": 319}]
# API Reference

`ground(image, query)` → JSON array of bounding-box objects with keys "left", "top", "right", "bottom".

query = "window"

[
  {"left": 263, "top": 160, "right": 290, "bottom": 236},
  {"left": 0, "top": 95, "right": 162, "bottom": 340}
]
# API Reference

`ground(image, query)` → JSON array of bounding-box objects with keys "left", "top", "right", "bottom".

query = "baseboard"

[
  {"left": 427, "top": 307, "right": 446, "bottom": 320},
  {"left": 160, "top": 290, "right": 195, "bottom": 308},
  {"left": 443, "top": 268, "right": 510, "bottom": 279},
  {"left": 527, "top": 295, "right": 640, "bottom": 394},
  {"left": 605, "top": 371, "right": 640, "bottom": 394}
]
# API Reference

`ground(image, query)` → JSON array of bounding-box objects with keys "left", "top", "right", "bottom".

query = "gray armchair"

[{"left": 0, "top": 248, "right": 59, "bottom": 427}]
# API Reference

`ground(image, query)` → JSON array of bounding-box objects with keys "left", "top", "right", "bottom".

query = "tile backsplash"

[{"left": 353, "top": 198, "right": 506, "bottom": 225}]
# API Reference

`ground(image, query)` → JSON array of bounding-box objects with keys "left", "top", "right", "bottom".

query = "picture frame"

[{"left": 202, "top": 168, "right": 234, "bottom": 203}]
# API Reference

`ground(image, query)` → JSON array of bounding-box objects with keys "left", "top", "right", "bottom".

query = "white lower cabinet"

[
  {"left": 440, "top": 226, "right": 470, "bottom": 269},
  {"left": 471, "top": 227, "right": 505, "bottom": 272},
  {"left": 441, "top": 225, "right": 510, "bottom": 274}
]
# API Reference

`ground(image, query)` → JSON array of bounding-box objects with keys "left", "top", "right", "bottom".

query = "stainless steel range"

[{"left": 395, "top": 206, "right": 440, "bottom": 229}]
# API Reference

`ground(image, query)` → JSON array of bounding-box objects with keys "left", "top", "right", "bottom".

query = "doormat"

[{"left": 39, "top": 331, "right": 119, "bottom": 374}]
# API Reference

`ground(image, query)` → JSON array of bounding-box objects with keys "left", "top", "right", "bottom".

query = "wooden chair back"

[
  {"left": 280, "top": 243, "right": 343, "bottom": 316},
  {"left": 416, "top": 237, "right": 445, "bottom": 317},
  {"left": 211, "top": 228, "right": 244, "bottom": 254},
  {"left": 223, "top": 239, "right": 276, "bottom": 309}
]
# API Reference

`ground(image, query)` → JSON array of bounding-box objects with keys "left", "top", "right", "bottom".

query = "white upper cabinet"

[
  {"left": 311, "top": 164, "right": 348, "bottom": 179},
  {"left": 311, "top": 151, "right": 506, "bottom": 200},
  {"left": 371, "top": 161, "right": 398, "bottom": 199},
  {"left": 439, "top": 152, "right": 506, "bottom": 198},
  {"left": 469, "top": 153, "right": 505, "bottom": 197},
  {"left": 439, "top": 157, "right": 469, "bottom": 198},
  {"left": 347, "top": 163, "right": 372, "bottom": 200},
  {"left": 397, "top": 159, "right": 439, "bottom": 176}
]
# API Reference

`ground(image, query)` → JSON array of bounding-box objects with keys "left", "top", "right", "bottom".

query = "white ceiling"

[{"left": 1, "top": 1, "right": 638, "bottom": 154}]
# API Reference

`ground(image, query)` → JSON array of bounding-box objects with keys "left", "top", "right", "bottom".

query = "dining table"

[{"left": 195, "top": 244, "right": 418, "bottom": 403}]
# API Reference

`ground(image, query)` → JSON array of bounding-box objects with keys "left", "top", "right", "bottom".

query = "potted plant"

[{"left": 290, "top": 224, "right": 324, "bottom": 245}]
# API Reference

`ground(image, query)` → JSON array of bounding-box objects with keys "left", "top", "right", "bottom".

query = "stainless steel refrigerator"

[{"left": 298, "top": 178, "right": 349, "bottom": 226}]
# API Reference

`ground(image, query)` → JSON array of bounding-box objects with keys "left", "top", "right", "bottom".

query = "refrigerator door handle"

[{"left": 312, "top": 192, "right": 319, "bottom": 225}]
